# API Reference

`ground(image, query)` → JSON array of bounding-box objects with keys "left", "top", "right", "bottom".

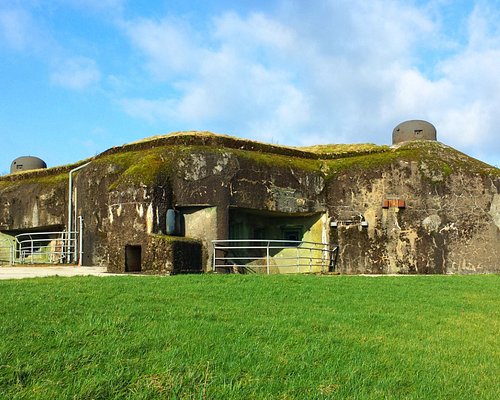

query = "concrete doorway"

[{"left": 125, "top": 245, "right": 142, "bottom": 272}]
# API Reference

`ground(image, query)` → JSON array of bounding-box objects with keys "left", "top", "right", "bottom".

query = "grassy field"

[{"left": 0, "top": 275, "right": 498, "bottom": 399}]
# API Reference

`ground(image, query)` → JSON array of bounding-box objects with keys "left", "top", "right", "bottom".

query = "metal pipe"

[
  {"left": 213, "top": 246, "right": 216, "bottom": 272},
  {"left": 78, "top": 216, "right": 84, "bottom": 266},
  {"left": 67, "top": 162, "right": 90, "bottom": 261},
  {"left": 266, "top": 241, "right": 270, "bottom": 275},
  {"left": 297, "top": 248, "right": 300, "bottom": 273}
]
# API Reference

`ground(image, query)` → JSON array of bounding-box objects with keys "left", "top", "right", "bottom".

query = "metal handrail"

[
  {"left": 212, "top": 239, "right": 339, "bottom": 274},
  {"left": 9, "top": 231, "right": 79, "bottom": 265}
]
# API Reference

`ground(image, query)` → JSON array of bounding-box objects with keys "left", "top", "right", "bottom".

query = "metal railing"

[
  {"left": 0, "top": 231, "right": 79, "bottom": 265},
  {"left": 212, "top": 239, "right": 339, "bottom": 274}
]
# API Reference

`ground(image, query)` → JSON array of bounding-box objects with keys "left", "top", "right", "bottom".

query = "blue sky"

[{"left": 1, "top": 0, "right": 499, "bottom": 174}]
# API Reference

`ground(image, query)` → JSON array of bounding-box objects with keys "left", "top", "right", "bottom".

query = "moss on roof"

[
  {"left": 96, "top": 147, "right": 176, "bottom": 190},
  {"left": 397, "top": 141, "right": 499, "bottom": 177},
  {"left": 298, "top": 143, "right": 389, "bottom": 156},
  {"left": 320, "top": 140, "right": 499, "bottom": 180},
  {"left": 120, "top": 131, "right": 391, "bottom": 160},
  {"left": 0, "top": 171, "right": 68, "bottom": 191},
  {"left": 1, "top": 132, "right": 498, "bottom": 191}
]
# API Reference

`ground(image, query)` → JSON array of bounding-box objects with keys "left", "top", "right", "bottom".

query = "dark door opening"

[
  {"left": 125, "top": 245, "right": 142, "bottom": 272},
  {"left": 282, "top": 227, "right": 302, "bottom": 246}
]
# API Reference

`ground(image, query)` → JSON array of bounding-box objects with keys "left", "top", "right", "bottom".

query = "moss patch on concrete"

[
  {"left": 3, "top": 133, "right": 498, "bottom": 191},
  {"left": 149, "top": 233, "right": 201, "bottom": 244},
  {"left": 324, "top": 149, "right": 413, "bottom": 178},
  {"left": 0, "top": 172, "right": 68, "bottom": 191},
  {"left": 129, "top": 135, "right": 498, "bottom": 181},
  {"left": 97, "top": 142, "right": 325, "bottom": 191},
  {"left": 299, "top": 143, "right": 390, "bottom": 157},
  {"left": 95, "top": 147, "right": 176, "bottom": 190},
  {"left": 322, "top": 141, "right": 499, "bottom": 180},
  {"left": 231, "top": 149, "right": 323, "bottom": 173},
  {"left": 398, "top": 141, "right": 499, "bottom": 178}
]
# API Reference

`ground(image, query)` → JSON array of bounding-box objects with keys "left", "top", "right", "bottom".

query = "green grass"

[
  {"left": 0, "top": 275, "right": 498, "bottom": 399},
  {"left": 299, "top": 143, "right": 389, "bottom": 156}
]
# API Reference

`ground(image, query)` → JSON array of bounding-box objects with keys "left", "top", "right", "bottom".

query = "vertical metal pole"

[
  {"left": 332, "top": 246, "right": 339, "bottom": 272},
  {"left": 266, "top": 241, "right": 270, "bottom": 275},
  {"left": 322, "top": 249, "right": 325, "bottom": 273},
  {"left": 68, "top": 172, "right": 73, "bottom": 262},
  {"left": 78, "top": 216, "right": 83, "bottom": 267},
  {"left": 74, "top": 187, "right": 78, "bottom": 262},
  {"left": 13, "top": 238, "right": 17, "bottom": 265},
  {"left": 297, "top": 247, "right": 300, "bottom": 272},
  {"left": 213, "top": 243, "right": 216, "bottom": 272},
  {"left": 309, "top": 248, "right": 312, "bottom": 273}
]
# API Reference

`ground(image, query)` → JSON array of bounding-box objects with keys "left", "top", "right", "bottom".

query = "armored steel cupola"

[
  {"left": 392, "top": 120, "right": 437, "bottom": 145},
  {"left": 10, "top": 156, "right": 47, "bottom": 174}
]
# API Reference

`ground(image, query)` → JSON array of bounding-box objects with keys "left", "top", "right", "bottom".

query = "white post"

[
  {"left": 297, "top": 247, "right": 300, "bottom": 272},
  {"left": 78, "top": 216, "right": 84, "bottom": 267},
  {"left": 309, "top": 248, "right": 313, "bottom": 273},
  {"left": 266, "top": 241, "right": 270, "bottom": 275},
  {"left": 213, "top": 242, "right": 216, "bottom": 272}
]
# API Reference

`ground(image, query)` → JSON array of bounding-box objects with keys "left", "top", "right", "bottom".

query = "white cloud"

[
  {"left": 118, "top": 0, "right": 500, "bottom": 165},
  {"left": 1, "top": 4, "right": 104, "bottom": 92},
  {"left": 50, "top": 57, "right": 101, "bottom": 90},
  {"left": 213, "top": 12, "right": 295, "bottom": 53},
  {"left": 0, "top": 7, "right": 40, "bottom": 51},
  {"left": 123, "top": 17, "right": 201, "bottom": 79}
]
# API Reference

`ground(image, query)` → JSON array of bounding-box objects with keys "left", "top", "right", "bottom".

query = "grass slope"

[{"left": 0, "top": 275, "right": 498, "bottom": 399}]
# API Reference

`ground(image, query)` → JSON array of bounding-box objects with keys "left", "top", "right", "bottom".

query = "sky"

[{"left": 1, "top": 0, "right": 500, "bottom": 174}]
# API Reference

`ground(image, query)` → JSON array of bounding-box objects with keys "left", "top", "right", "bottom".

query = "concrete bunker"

[
  {"left": 10, "top": 156, "right": 47, "bottom": 174},
  {"left": 2, "top": 128, "right": 498, "bottom": 275},
  {"left": 392, "top": 120, "right": 437, "bottom": 144}
]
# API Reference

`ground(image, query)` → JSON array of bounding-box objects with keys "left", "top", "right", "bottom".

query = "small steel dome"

[
  {"left": 392, "top": 120, "right": 437, "bottom": 145},
  {"left": 10, "top": 156, "right": 47, "bottom": 174}
]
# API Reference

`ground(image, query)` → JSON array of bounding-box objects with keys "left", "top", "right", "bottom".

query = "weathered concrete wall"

[
  {"left": 133, "top": 235, "right": 202, "bottom": 274},
  {"left": 171, "top": 149, "right": 327, "bottom": 271},
  {"left": 1, "top": 134, "right": 498, "bottom": 274},
  {"left": 75, "top": 160, "right": 172, "bottom": 270},
  {"left": 71, "top": 147, "right": 327, "bottom": 272},
  {"left": 181, "top": 206, "right": 217, "bottom": 271},
  {"left": 328, "top": 160, "right": 500, "bottom": 274},
  {"left": 0, "top": 180, "right": 67, "bottom": 231},
  {"left": 228, "top": 156, "right": 325, "bottom": 213}
]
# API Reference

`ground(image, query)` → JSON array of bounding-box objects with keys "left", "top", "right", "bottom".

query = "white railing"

[
  {"left": 212, "top": 239, "right": 339, "bottom": 274},
  {"left": 0, "top": 230, "right": 80, "bottom": 265},
  {"left": 15, "top": 231, "right": 78, "bottom": 264}
]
